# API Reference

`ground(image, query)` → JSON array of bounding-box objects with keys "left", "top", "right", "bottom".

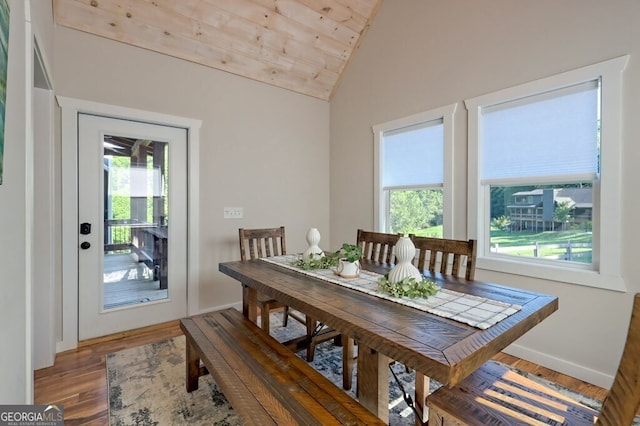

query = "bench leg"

[{"left": 185, "top": 337, "right": 200, "bottom": 392}]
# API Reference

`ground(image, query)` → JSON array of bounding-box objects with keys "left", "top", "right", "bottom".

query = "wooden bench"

[{"left": 180, "top": 308, "right": 385, "bottom": 426}]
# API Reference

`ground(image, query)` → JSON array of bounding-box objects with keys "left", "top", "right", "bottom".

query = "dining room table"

[{"left": 219, "top": 255, "right": 558, "bottom": 424}]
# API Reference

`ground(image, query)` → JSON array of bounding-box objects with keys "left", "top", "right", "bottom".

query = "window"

[
  {"left": 466, "top": 56, "right": 628, "bottom": 291},
  {"left": 373, "top": 104, "right": 456, "bottom": 237}
]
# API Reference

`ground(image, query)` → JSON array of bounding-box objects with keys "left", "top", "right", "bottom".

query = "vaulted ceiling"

[{"left": 53, "top": 0, "right": 383, "bottom": 100}]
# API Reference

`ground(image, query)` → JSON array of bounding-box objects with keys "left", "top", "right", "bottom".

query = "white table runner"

[{"left": 260, "top": 254, "right": 521, "bottom": 330}]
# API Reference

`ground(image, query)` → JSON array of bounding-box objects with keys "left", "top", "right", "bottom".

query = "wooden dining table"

[{"left": 219, "top": 257, "right": 558, "bottom": 423}]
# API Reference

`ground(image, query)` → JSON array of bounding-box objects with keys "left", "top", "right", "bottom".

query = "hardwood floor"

[
  {"left": 34, "top": 321, "right": 183, "bottom": 425},
  {"left": 34, "top": 322, "right": 608, "bottom": 425}
]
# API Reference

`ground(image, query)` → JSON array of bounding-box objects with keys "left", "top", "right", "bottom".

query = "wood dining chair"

[
  {"left": 238, "top": 226, "right": 301, "bottom": 331},
  {"left": 341, "top": 229, "right": 403, "bottom": 391},
  {"left": 239, "top": 226, "right": 334, "bottom": 362},
  {"left": 409, "top": 235, "right": 477, "bottom": 280},
  {"left": 357, "top": 229, "right": 403, "bottom": 264},
  {"left": 427, "top": 293, "right": 640, "bottom": 426}
]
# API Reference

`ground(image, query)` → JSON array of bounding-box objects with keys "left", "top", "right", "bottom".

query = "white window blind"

[
  {"left": 382, "top": 119, "right": 444, "bottom": 188},
  {"left": 481, "top": 80, "right": 599, "bottom": 184}
]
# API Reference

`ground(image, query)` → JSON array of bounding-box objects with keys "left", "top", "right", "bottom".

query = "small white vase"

[
  {"left": 388, "top": 237, "right": 422, "bottom": 283},
  {"left": 337, "top": 259, "right": 360, "bottom": 278},
  {"left": 302, "top": 227, "right": 325, "bottom": 260}
]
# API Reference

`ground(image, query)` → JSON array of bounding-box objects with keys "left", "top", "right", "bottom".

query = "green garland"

[
  {"left": 291, "top": 252, "right": 340, "bottom": 270},
  {"left": 378, "top": 275, "right": 439, "bottom": 299},
  {"left": 292, "top": 250, "right": 439, "bottom": 300},
  {"left": 291, "top": 243, "right": 362, "bottom": 270}
]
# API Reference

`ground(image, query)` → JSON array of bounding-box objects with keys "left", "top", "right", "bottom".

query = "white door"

[{"left": 78, "top": 114, "right": 187, "bottom": 340}]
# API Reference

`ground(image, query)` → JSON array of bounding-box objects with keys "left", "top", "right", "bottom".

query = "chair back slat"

[
  {"left": 409, "top": 235, "right": 477, "bottom": 280},
  {"left": 356, "top": 229, "right": 402, "bottom": 265},
  {"left": 597, "top": 293, "right": 640, "bottom": 426},
  {"left": 238, "top": 226, "right": 286, "bottom": 261}
]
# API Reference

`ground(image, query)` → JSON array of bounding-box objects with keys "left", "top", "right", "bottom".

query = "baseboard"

[
  {"left": 197, "top": 301, "right": 243, "bottom": 315},
  {"left": 503, "top": 343, "right": 614, "bottom": 389}
]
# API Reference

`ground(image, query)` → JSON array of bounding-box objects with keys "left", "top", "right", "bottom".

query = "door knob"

[{"left": 80, "top": 242, "right": 91, "bottom": 250}]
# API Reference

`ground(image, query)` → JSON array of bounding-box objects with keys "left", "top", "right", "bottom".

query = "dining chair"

[
  {"left": 427, "top": 293, "right": 640, "bottom": 426},
  {"left": 238, "top": 226, "right": 300, "bottom": 331},
  {"left": 341, "top": 229, "right": 403, "bottom": 391},
  {"left": 357, "top": 229, "right": 403, "bottom": 264},
  {"left": 239, "top": 226, "right": 334, "bottom": 362},
  {"left": 409, "top": 235, "right": 477, "bottom": 280}
]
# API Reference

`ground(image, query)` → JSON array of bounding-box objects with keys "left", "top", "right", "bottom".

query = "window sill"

[{"left": 477, "top": 256, "right": 626, "bottom": 292}]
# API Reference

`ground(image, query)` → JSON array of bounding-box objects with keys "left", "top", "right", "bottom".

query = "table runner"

[{"left": 261, "top": 255, "right": 521, "bottom": 330}]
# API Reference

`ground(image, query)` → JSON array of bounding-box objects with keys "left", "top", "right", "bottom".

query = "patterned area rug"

[{"left": 107, "top": 312, "right": 620, "bottom": 425}]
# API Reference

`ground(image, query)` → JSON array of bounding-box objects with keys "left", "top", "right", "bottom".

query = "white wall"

[
  {"left": 0, "top": 0, "right": 54, "bottom": 402},
  {"left": 330, "top": 0, "right": 640, "bottom": 388},
  {"left": 0, "top": 0, "right": 29, "bottom": 403},
  {"left": 52, "top": 26, "right": 330, "bottom": 333}
]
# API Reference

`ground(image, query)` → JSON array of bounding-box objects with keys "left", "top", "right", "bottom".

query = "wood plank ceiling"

[{"left": 53, "top": 0, "right": 383, "bottom": 100}]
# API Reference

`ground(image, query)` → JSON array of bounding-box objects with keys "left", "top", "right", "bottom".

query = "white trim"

[
  {"left": 466, "top": 56, "right": 628, "bottom": 291},
  {"left": 32, "top": 29, "right": 56, "bottom": 370},
  {"left": 32, "top": 87, "right": 56, "bottom": 368},
  {"left": 23, "top": 0, "right": 34, "bottom": 402},
  {"left": 57, "top": 96, "right": 202, "bottom": 351},
  {"left": 372, "top": 103, "right": 457, "bottom": 237}
]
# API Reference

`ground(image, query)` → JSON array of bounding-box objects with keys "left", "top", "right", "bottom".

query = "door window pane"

[{"left": 103, "top": 136, "right": 169, "bottom": 309}]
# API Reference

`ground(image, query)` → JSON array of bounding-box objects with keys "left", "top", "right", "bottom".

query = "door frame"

[{"left": 58, "top": 96, "right": 202, "bottom": 351}]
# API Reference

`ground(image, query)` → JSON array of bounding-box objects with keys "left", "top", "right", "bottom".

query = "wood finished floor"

[
  {"left": 34, "top": 321, "right": 609, "bottom": 425},
  {"left": 103, "top": 253, "right": 168, "bottom": 309}
]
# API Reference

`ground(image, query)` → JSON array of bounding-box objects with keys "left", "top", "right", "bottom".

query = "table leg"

[
  {"left": 306, "top": 315, "right": 316, "bottom": 361},
  {"left": 342, "top": 335, "right": 354, "bottom": 390},
  {"left": 357, "top": 343, "right": 389, "bottom": 423},
  {"left": 414, "top": 371, "right": 429, "bottom": 426},
  {"left": 242, "top": 284, "right": 258, "bottom": 324},
  {"left": 185, "top": 336, "right": 200, "bottom": 392}
]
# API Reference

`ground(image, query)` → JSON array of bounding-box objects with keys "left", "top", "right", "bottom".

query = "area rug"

[{"left": 107, "top": 313, "right": 627, "bottom": 425}]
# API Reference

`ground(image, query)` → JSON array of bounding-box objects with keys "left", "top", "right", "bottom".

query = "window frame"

[
  {"left": 373, "top": 104, "right": 457, "bottom": 238},
  {"left": 466, "top": 56, "right": 628, "bottom": 291}
]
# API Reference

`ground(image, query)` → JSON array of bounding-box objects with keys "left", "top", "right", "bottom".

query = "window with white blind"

[
  {"left": 466, "top": 56, "right": 628, "bottom": 291},
  {"left": 373, "top": 104, "right": 456, "bottom": 237}
]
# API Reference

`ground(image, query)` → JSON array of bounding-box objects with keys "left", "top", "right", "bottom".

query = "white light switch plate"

[{"left": 224, "top": 207, "right": 243, "bottom": 219}]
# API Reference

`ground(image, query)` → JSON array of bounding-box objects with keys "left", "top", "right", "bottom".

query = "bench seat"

[{"left": 180, "top": 308, "right": 384, "bottom": 426}]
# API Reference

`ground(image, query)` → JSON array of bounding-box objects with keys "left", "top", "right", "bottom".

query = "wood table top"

[{"left": 219, "top": 258, "right": 558, "bottom": 388}]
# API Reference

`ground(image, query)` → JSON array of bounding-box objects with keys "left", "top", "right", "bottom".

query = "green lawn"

[
  {"left": 490, "top": 229, "right": 592, "bottom": 247},
  {"left": 408, "top": 225, "right": 443, "bottom": 238},
  {"left": 491, "top": 229, "right": 592, "bottom": 263},
  {"left": 403, "top": 227, "right": 592, "bottom": 246},
  {"left": 403, "top": 227, "right": 592, "bottom": 263}
]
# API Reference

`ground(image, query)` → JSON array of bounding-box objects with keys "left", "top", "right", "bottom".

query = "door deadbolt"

[
  {"left": 80, "top": 222, "right": 92, "bottom": 235},
  {"left": 80, "top": 242, "right": 91, "bottom": 250}
]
